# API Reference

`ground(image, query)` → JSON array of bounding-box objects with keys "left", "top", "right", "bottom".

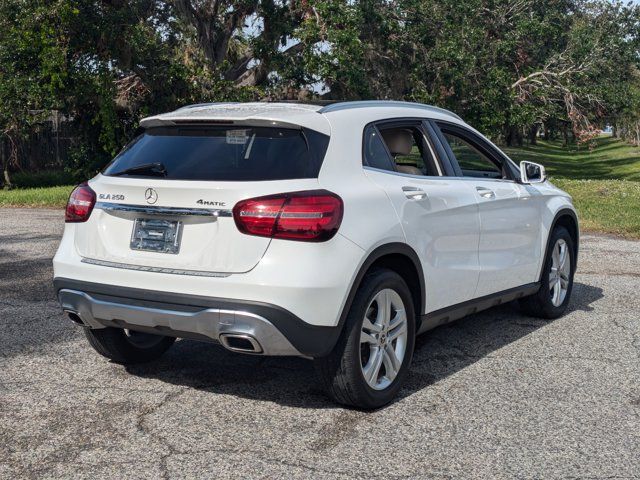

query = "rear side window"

[
  {"left": 103, "top": 126, "right": 329, "bottom": 181},
  {"left": 363, "top": 125, "right": 395, "bottom": 171},
  {"left": 363, "top": 122, "right": 443, "bottom": 177}
]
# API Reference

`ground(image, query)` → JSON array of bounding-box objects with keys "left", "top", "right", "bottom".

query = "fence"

[{"left": 1, "top": 111, "right": 78, "bottom": 173}]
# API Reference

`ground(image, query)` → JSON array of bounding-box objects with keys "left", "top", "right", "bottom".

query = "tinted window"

[
  {"left": 103, "top": 126, "right": 329, "bottom": 181},
  {"left": 379, "top": 126, "right": 440, "bottom": 176},
  {"left": 441, "top": 131, "right": 502, "bottom": 178},
  {"left": 363, "top": 126, "right": 394, "bottom": 171}
]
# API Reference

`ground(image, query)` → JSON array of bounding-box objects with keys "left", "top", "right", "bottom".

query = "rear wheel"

[
  {"left": 84, "top": 327, "right": 175, "bottom": 364},
  {"left": 315, "top": 268, "right": 416, "bottom": 409},
  {"left": 519, "top": 226, "right": 575, "bottom": 319}
]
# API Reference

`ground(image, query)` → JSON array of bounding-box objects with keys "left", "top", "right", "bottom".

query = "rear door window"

[
  {"left": 363, "top": 121, "right": 444, "bottom": 177},
  {"left": 378, "top": 126, "right": 440, "bottom": 176},
  {"left": 103, "top": 126, "right": 329, "bottom": 181}
]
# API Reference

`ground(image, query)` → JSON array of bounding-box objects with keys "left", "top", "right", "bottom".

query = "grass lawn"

[
  {"left": 0, "top": 185, "right": 73, "bottom": 208},
  {"left": 506, "top": 136, "right": 640, "bottom": 238},
  {"left": 504, "top": 136, "right": 640, "bottom": 181},
  {"left": 549, "top": 178, "right": 640, "bottom": 238},
  {"left": 1, "top": 135, "right": 639, "bottom": 237}
]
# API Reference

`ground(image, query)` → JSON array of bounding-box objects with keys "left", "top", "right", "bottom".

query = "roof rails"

[
  {"left": 318, "top": 100, "right": 462, "bottom": 120},
  {"left": 174, "top": 100, "right": 463, "bottom": 121},
  {"left": 176, "top": 100, "right": 338, "bottom": 111},
  {"left": 267, "top": 99, "right": 339, "bottom": 106},
  {"left": 176, "top": 102, "right": 237, "bottom": 111}
]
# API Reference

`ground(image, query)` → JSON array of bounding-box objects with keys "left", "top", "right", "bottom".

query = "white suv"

[{"left": 54, "top": 101, "right": 578, "bottom": 408}]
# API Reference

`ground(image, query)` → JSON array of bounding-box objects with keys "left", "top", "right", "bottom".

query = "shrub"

[{"left": 11, "top": 170, "right": 76, "bottom": 189}]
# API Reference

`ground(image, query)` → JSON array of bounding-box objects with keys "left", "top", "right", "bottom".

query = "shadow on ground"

[
  {"left": 125, "top": 282, "right": 604, "bottom": 409},
  {"left": 0, "top": 256, "right": 57, "bottom": 302}
]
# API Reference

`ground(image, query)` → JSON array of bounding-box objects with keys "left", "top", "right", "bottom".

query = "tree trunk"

[
  {"left": 3, "top": 168, "right": 11, "bottom": 189},
  {"left": 515, "top": 128, "right": 523, "bottom": 147},
  {"left": 544, "top": 120, "right": 559, "bottom": 141},
  {"left": 612, "top": 123, "right": 618, "bottom": 138},
  {"left": 528, "top": 124, "right": 539, "bottom": 145},
  {"left": 171, "top": 1, "right": 253, "bottom": 75},
  {"left": 562, "top": 123, "right": 569, "bottom": 147},
  {"left": 503, "top": 126, "right": 522, "bottom": 147},
  {"left": 504, "top": 127, "right": 514, "bottom": 147},
  {"left": 1, "top": 139, "right": 11, "bottom": 189}
]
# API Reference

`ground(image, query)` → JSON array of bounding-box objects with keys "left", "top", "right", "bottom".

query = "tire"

[
  {"left": 84, "top": 327, "right": 176, "bottom": 364},
  {"left": 519, "top": 225, "right": 576, "bottom": 319},
  {"left": 315, "top": 268, "right": 416, "bottom": 409}
]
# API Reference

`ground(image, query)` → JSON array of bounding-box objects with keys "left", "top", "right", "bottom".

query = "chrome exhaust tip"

[
  {"left": 219, "top": 333, "right": 263, "bottom": 354},
  {"left": 64, "top": 310, "right": 88, "bottom": 327}
]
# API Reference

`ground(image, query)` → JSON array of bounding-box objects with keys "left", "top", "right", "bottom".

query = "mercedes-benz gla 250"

[{"left": 54, "top": 101, "right": 578, "bottom": 408}]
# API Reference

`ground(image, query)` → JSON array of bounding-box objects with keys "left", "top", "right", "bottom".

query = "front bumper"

[{"left": 54, "top": 278, "right": 342, "bottom": 357}]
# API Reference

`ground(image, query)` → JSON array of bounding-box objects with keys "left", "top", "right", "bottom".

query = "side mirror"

[{"left": 519, "top": 161, "right": 546, "bottom": 184}]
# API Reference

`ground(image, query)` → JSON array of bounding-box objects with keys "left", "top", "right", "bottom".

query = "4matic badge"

[{"left": 197, "top": 199, "right": 226, "bottom": 207}]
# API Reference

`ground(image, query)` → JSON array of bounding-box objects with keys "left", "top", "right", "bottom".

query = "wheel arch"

[
  {"left": 539, "top": 208, "right": 579, "bottom": 281},
  {"left": 338, "top": 243, "right": 425, "bottom": 333}
]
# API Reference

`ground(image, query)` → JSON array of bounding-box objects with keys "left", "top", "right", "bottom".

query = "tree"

[
  {"left": 0, "top": 1, "right": 70, "bottom": 187},
  {"left": 0, "top": 0, "right": 259, "bottom": 184},
  {"left": 170, "top": 0, "right": 307, "bottom": 87},
  {"left": 2, "top": 0, "right": 640, "bottom": 185}
]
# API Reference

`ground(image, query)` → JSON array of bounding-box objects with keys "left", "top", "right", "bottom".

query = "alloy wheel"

[
  {"left": 549, "top": 238, "right": 571, "bottom": 307},
  {"left": 359, "top": 289, "right": 408, "bottom": 390}
]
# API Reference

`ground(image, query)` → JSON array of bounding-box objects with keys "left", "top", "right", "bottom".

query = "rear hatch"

[{"left": 76, "top": 124, "right": 330, "bottom": 274}]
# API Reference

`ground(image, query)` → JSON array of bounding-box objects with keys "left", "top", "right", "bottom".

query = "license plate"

[{"left": 130, "top": 218, "right": 182, "bottom": 254}]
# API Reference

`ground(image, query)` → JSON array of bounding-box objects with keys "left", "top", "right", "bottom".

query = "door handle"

[
  {"left": 402, "top": 186, "right": 427, "bottom": 200},
  {"left": 475, "top": 186, "right": 495, "bottom": 199}
]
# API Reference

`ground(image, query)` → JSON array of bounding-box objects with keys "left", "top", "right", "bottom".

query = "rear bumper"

[
  {"left": 53, "top": 225, "right": 365, "bottom": 329},
  {"left": 54, "top": 278, "right": 342, "bottom": 357}
]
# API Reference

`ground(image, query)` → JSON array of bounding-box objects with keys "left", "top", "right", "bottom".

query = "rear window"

[{"left": 103, "top": 126, "right": 329, "bottom": 181}]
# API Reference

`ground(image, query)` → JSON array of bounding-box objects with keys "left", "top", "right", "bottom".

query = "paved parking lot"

[{"left": 1, "top": 207, "right": 639, "bottom": 479}]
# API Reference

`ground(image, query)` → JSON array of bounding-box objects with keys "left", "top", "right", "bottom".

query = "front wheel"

[
  {"left": 519, "top": 226, "right": 576, "bottom": 319},
  {"left": 315, "top": 268, "right": 416, "bottom": 409}
]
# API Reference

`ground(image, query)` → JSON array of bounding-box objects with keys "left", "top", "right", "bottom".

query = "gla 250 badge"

[{"left": 98, "top": 193, "right": 125, "bottom": 201}]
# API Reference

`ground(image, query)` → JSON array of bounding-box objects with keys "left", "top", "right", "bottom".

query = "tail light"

[
  {"left": 65, "top": 182, "right": 96, "bottom": 223},
  {"left": 233, "top": 190, "right": 343, "bottom": 242}
]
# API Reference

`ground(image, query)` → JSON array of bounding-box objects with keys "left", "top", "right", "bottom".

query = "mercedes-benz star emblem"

[{"left": 145, "top": 188, "right": 158, "bottom": 204}]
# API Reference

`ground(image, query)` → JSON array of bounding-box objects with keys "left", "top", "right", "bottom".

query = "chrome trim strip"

[
  {"left": 363, "top": 166, "right": 444, "bottom": 180},
  {"left": 95, "top": 202, "right": 233, "bottom": 217},
  {"left": 81, "top": 257, "right": 231, "bottom": 278},
  {"left": 363, "top": 166, "right": 517, "bottom": 183}
]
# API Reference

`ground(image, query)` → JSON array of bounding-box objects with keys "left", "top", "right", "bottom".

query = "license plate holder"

[{"left": 130, "top": 218, "right": 182, "bottom": 254}]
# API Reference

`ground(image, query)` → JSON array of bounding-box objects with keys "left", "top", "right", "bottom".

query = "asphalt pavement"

[{"left": 0, "top": 207, "right": 639, "bottom": 479}]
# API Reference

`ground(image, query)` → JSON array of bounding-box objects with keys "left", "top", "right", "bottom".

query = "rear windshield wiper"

[{"left": 110, "top": 162, "right": 167, "bottom": 177}]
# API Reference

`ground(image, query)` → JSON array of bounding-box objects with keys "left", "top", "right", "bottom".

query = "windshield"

[{"left": 103, "top": 126, "right": 329, "bottom": 181}]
